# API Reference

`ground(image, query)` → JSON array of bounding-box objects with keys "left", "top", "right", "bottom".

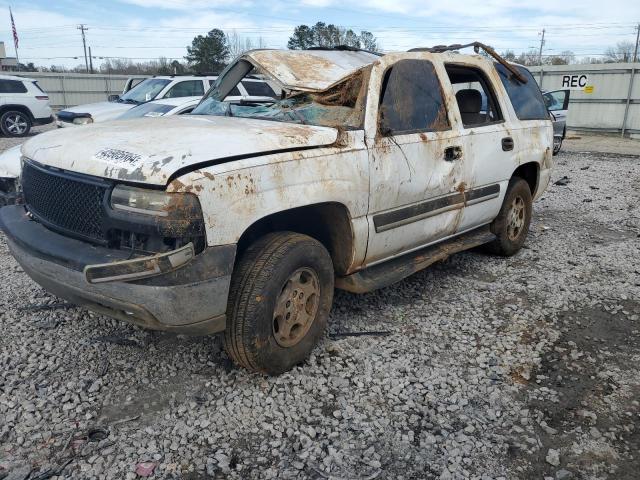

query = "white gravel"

[{"left": 0, "top": 139, "right": 639, "bottom": 479}]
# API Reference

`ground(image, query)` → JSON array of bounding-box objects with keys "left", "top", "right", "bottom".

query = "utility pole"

[
  {"left": 621, "top": 23, "right": 639, "bottom": 137},
  {"left": 77, "top": 24, "right": 89, "bottom": 73},
  {"left": 538, "top": 28, "right": 546, "bottom": 66},
  {"left": 88, "top": 46, "right": 94, "bottom": 73}
]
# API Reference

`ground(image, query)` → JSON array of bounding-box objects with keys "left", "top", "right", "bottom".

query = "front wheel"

[
  {"left": 485, "top": 177, "right": 532, "bottom": 256},
  {"left": 224, "top": 232, "right": 334, "bottom": 375},
  {"left": 0, "top": 110, "right": 32, "bottom": 137}
]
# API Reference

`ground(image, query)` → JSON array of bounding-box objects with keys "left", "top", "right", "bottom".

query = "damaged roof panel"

[{"left": 245, "top": 49, "right": 379, "bottom": 92}]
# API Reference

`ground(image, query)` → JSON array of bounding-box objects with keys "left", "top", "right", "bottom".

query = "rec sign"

[{"left": 561, "top": 74, "right": 589, "bottom": 90}]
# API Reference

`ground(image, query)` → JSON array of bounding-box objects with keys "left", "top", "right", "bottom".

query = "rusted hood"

[
  {"left": 244, "top": 49, "right": 379, "bottom": 92},
  {"left": 21, "top": 115, "right": 338, "bottom": 186}
]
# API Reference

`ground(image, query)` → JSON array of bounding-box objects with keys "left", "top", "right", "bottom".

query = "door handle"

[
  {"left": 444, "top": 146, "right": 463, "bottom": 161},
  {"left": 502, "top": 137, "right": 514, "bottom": 151}
]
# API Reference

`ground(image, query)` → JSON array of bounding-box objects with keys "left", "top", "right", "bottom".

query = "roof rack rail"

[
  {"left": 307, "top": 45, "right": 384, "bottom": 57},
  {"left": 408, "top": 41, "right": 527, "bottom": 83}
]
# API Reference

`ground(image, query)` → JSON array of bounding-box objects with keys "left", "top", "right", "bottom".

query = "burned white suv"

[{"left": 0, "top": 44, "right": 553, "bottom": 374}]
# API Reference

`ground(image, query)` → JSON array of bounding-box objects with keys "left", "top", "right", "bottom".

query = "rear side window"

[
  {"left": 495, "top": 64, "right": 548, "bottom": 120},
  {"left": 241, "top": 80, "right": 276, "bottom": 98},
  {"left": 32, "top": 81, "right": 47, "bottom": 94},
  {"left": 0, "top": 80, "right": 28, "bottom": 94},
  {"left": 226, "top": 86, "right": 241, "bottom": 98},
  {"left": 379, "top": 59, "right": 449, "bottom": 135},
  {"left": 164, "top": 80, "right": 205, "bottom": 98}
]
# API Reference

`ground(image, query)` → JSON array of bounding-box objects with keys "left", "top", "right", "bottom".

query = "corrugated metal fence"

[
  {"left": 529, "top": 63, "right": 639, "bottom": 136},
  {"left": 11, "top": 72, "right": 149, "bottom": 110}
]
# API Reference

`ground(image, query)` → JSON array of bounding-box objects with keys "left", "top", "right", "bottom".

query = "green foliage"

[
  {"left": 287, "top": 22, "right": 379, "bottom": 51},
  {"left": 185, "top": 28, "right": 230, "bottom": 73}
]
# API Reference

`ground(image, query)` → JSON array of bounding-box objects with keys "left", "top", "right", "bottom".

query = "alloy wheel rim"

[
  {"left": 5, "top": 114, "right": 28, "bottom": 134},
  {"left": 272, "top": 267, "right": 320, "bottom": 347},
  {"left": 507, "top": 196, "right": 526, "bottom": 241}
]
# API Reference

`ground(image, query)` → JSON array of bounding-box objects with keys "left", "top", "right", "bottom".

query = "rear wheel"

[
  {"left": 486, "top": 177, "right": 532, "bottom": 256},
  {"left": 224, "top": 232, "right": 334, "bottom": 375},
  {"left": 0, "top": 110, "right": 32, "bottom": 137},
  {"left": 552, "top": 135, "right": 563, "bottom": 155}
]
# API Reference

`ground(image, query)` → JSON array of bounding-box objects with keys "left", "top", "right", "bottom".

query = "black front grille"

[{"left": 22, "top": 161, "right": 109, "bottom": 241}]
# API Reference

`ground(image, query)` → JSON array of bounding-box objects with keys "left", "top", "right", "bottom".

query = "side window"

[
  {"left": 446, "top": 65, "right": 502, "bottom": 127},
  {"left": 164, "top": 80, "right": 205, "bottom": 98},
  {"left": 543, "top": 90, "right": 569, "bottom": 111},
  {"left": 241, "top": 80, "right": 276, "bottom": 98},
  {"left": 0, "top": 80, "right": 28, "bottom": 94},
  {"left": 378, "top": 59, "right": 449, "bottom": 135},
  {"left": 226, "top": 86, "right": 242, "bottom": 98},
  {"left": 178, "top": 107, "right": 194, "bottom": 114},
  {"left": 495, "top": 63, "right": 549, "bottom": 120}
]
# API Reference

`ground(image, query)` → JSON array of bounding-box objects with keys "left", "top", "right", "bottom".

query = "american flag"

[{"left": 10, "top": 7, "right": 18, "bottom": 50}]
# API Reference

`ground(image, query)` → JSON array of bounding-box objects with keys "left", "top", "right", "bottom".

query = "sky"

[{"left": 0, "top": 0, "right": 638, "bottom": 69}]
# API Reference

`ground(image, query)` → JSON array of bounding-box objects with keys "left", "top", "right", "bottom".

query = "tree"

[
  {"left": 359, "top": 31, "right": 379, "bottom": 51},
  {"left": 604, "top": 41, "right": 636, "bottom": 62},
  {"left": 287, "top": 22, "right": 380, "bottom": 51},
  {"left": 185, "top": 28, "right": 229, "bottom": 73},
  {"left": 226, "top": 30, "right": 267, "bottom": 59}
]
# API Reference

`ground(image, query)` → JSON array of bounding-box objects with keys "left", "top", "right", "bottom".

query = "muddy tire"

[
  {"left": 1, "top": 110, "right": 32, "bottom": 137},
  {"left": 552, "top": 135, "right": 563, "bottom": 155},
  {"left": 224, "top": 232, "right": 334, "bottom": 375},
  {"left": 485, "top": 177, "right": 532, "bottom": 256}
]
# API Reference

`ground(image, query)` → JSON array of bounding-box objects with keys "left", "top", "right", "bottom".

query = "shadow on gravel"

[{"left": 508, "top": 301, "right": 640, "bottom": 479}]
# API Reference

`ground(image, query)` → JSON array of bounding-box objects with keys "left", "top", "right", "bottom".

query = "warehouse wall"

[
  {"left": 11, "top": 72, "right": 150, "bottom": 109},
  {"left": 529, "top": 63, "right": 640, "bottom": 136}
]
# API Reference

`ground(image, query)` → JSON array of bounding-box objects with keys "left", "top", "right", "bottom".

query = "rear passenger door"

[
  {"left": 444, "top": 63, "right": 512, "bottom": 231},
  {"left": 364, "top": 58, "right": 469, "bottom": 265}
]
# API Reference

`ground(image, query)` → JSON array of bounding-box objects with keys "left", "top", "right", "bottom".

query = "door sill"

[{"left": 335, "top": 226, "right": 496, "bottom": 293}]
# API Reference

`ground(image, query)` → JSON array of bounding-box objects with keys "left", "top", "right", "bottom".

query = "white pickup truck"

[{"left": 0, "top": 45, "right": 553, "bottom": 374}]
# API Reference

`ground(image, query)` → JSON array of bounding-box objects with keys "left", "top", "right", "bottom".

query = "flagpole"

[{"left": 9, "top": 7, "right": 19, "bottom": 70}]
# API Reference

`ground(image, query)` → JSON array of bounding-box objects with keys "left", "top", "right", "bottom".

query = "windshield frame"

[{"left": 194, "top": 58, "right": 371, "bottom": 130}]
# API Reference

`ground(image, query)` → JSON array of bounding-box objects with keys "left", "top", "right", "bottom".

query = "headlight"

[
  {"left": 109, "top": 185, "right": 205, "bottom": 252},
  {"left": 110, "top": 185, "right": 201, "bottom": 218},
  {"left": 72, "top": 116, "right": 93, "bottom": 125}
]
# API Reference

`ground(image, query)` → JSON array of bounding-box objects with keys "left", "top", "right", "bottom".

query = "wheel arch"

[
  {"left": 0, "top": 104, "right": 34, "bottom": 121},
  {"left": 236, "top": 202, "right": 355, "bottom": 276},
  {"left": 512, "top": 161, "right": 539, "bottom": 196}
]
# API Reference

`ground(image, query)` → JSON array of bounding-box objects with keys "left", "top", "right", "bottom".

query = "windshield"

[
  {"left": 118, "top": 102, "right": 174, "bottom": 119},
  {"left": 119, "top": 78, "right": 171, "bottom": 104},
  {"left": 192, "top": 69, "right": 368, "bottom": 129}
]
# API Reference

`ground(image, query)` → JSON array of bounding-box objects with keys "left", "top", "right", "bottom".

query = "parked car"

[
  {"left": 55, "top": 75, "right": 217, "bottom": 127},
  {"left": 0, "top": 75, "right": 53, "bottom": 137},
  {"left": 543, "top": 89, "right": 570, "bottom": 155},
  {"left": 118, "top": 84, "right": 277, "bottom": 120},
  {"left": 56, "top": 76, "right": 278, "bottom": 127},
  {"left": 0, "top": 46, "right": 553, "bottom": 374}
]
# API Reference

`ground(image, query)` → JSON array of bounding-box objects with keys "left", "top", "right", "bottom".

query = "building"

[{"left": 0, "top": 42, "right": 18, "bottom": 71}]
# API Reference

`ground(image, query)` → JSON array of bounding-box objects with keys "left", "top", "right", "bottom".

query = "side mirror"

[{"left": 108, "top": 94, "right": 120, "bottom": 102}]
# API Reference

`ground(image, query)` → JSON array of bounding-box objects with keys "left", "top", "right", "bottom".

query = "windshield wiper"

[{"left": 121, "top": 98, "right": 140, "bottom": 105}]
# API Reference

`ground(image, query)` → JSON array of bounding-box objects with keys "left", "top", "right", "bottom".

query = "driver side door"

[{"left": 364, "top": 57, "right": 470, "bottom": 266}]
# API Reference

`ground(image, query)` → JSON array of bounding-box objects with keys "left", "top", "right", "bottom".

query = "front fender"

[{"left": 168, "top": 144, "right": 370, "bottom": 248}]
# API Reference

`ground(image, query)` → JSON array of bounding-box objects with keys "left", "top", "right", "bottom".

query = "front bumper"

[{"left": 0, "top": 205, "right": 235, "bottom": 334}]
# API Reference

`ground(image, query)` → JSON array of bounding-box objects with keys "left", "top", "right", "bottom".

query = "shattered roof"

[{"left": 244, "top": 49, "right": 380, "bottom": 92}]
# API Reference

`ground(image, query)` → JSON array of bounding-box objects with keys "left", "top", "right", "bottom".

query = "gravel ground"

[{"left": 0, "top": 139, "right": 639, "bottom": 479}]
